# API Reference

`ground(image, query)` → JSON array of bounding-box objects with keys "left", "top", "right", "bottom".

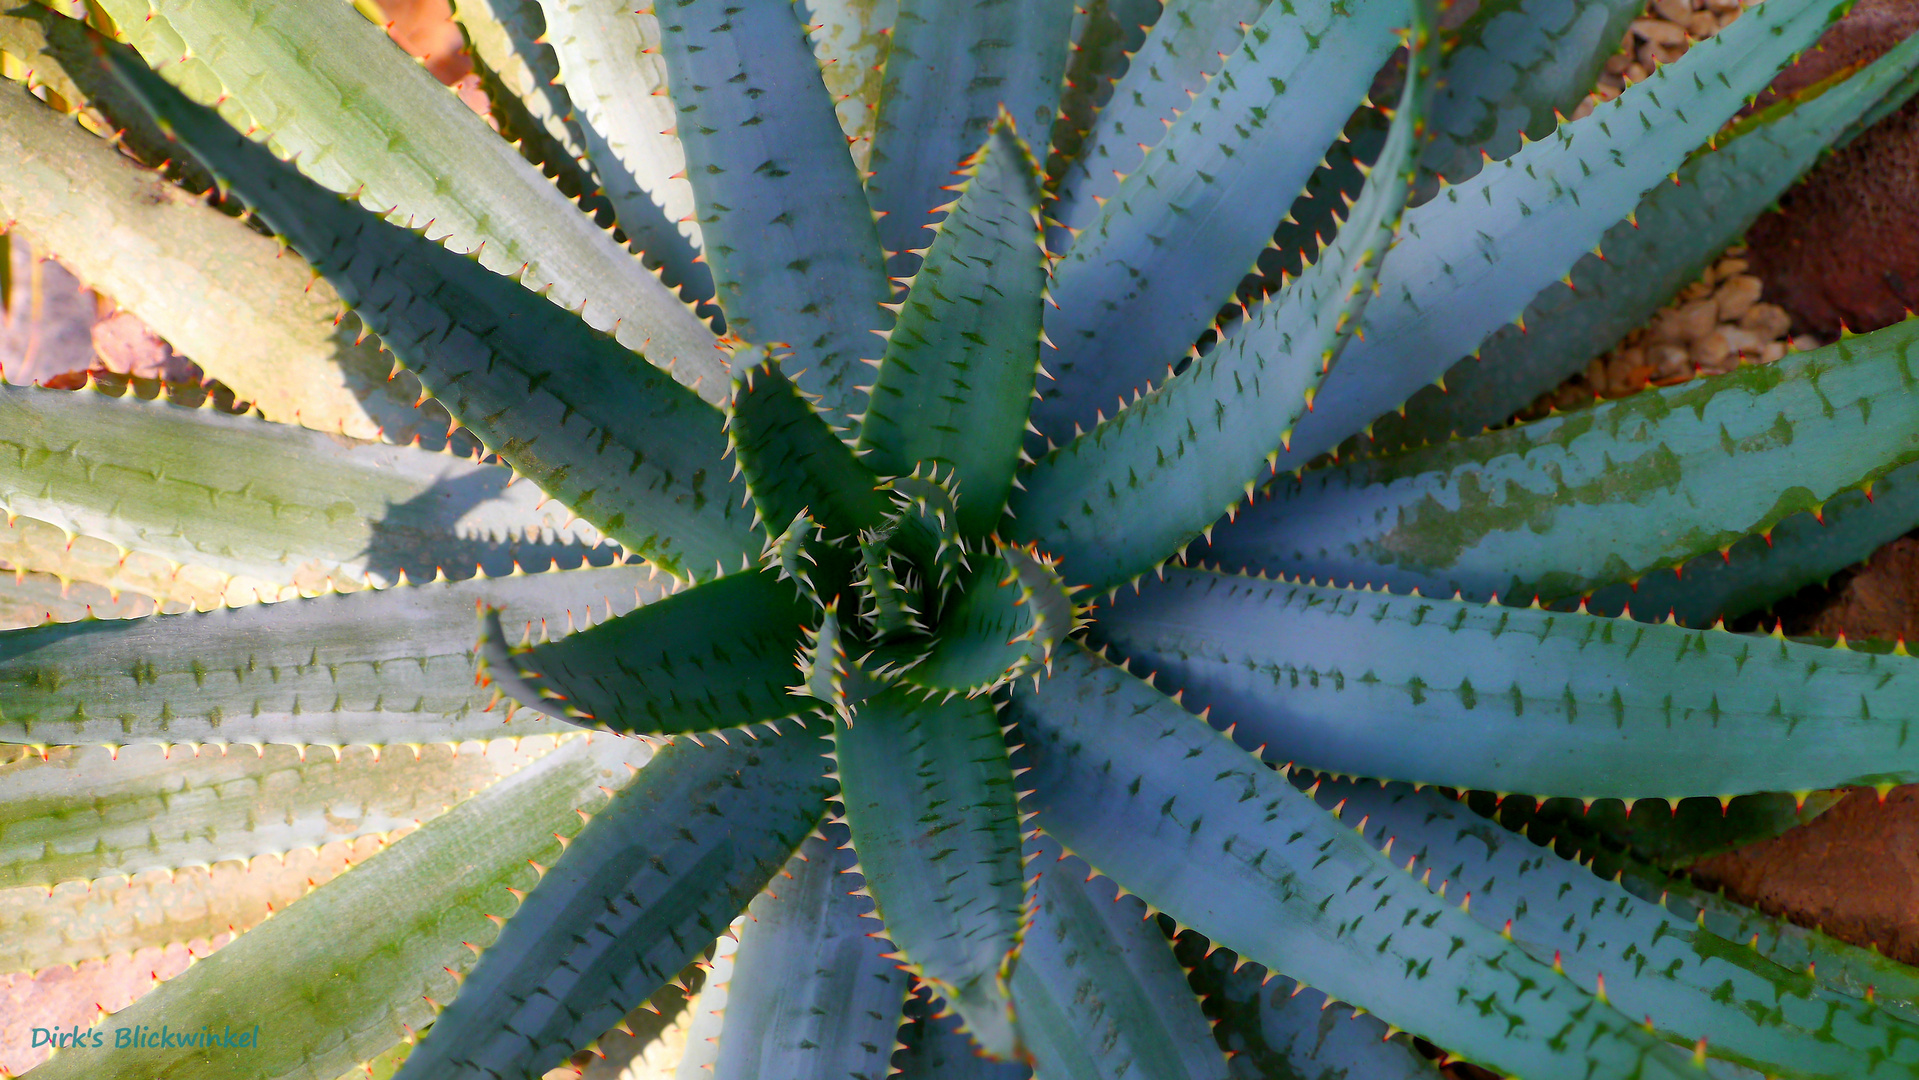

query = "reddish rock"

[{"left": 1744, "top": 0, "right": 1919, "bottom": 335}]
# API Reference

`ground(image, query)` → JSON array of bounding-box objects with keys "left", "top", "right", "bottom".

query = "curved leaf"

[
  {"left": 1008, "top": 644, "right": 1707, "bottom": 1080},
  {"left": 112, "top": 53, "right": 759, "bottom": 581},
  {"left": 1098, "top": 567, "right": 1919, "bottom": 799},
  {"left": 835, "top": 687, "right": 1024, "bottom": 1058},
  {"left": 865, "top": 0, "right": 1074, "bottom": 277},
  {"left": 730, "top": 354, "right": 890, "bottom": 545},
  {"left": 1309, "top": 777, "right": 1919, "bottom": 1077},
  {"left": 657, "top": 0, "right": 890, "bottom": 422},
  {"left": 477, "top": 568, "right": 812, "bottom": 734},
  {"left": 1203, "top": 320, "right": 1919, "bottom": 606},
  {"left": 0, "top": 739, "right": 552, "bottom": 889},
  {"left": 1597, "top": 455, "right": 1919, "bottom": 626},
  {"left": 394, "top": 723, "right": 834, "bottom": 1080},
  {"left": 450, "top": 0, "right": 613, "bottom": 227},
  {"left": 1269, "top": 0, "right": 1849, "bottom": 475},
  {"left": 1042, "top": 0, "right": 1161, "bottom": 213},
  {"left": 0, "top": 564, "right": 662, "bottom": 748},
  {"left": 1187, "top": 947, "right": 1441, "bottom": 1080},
  {"left": 534, "top": 0, "right": 716, "bottom": 309},
  {"left": 1493, "top": 788, "right": 1841, "bottom": 871},
  {"left": 1046, "top": 0, "right": 1273, "bottom": 239},
  {"left": 27, "top": 732, "right": 652, "bottom": 1080},
  {"left": 1596, "top": 847, "right": 1919, "bottom": 1031},
  {"left": 0, "top": 71, "right": 422, "bottom": 441},
  {"left": 1375, "top": 28, "right": 1919, "bottom": 450},
  {"left": 894, "top": 993, "right": 1032, "bottom": 1079},
  {"left": 113, "top": 0, "right": 725, "bottom": 387},
  {"left": 1008, "top": 6, "right": 1433, "bottom": 592},
  {"left": 1013, "top": 832, "right": 1229, "bottom": 1080},
  {"left": 703, "top": 824, "right": 909, "bottom": 1079},
  {"left": 857, "top": 119, "right": 1045, "bottom": 537},
  {"left": 0, "top": 381, "right": 604, "bottom": 594},
  {"left": 1418, "top": 0, "right": 1644, "bottom": 190},
  {"left": 1030, "top": 0, "right": 1403, "bottom": 448},
  {"left": 905, "top": 544, "right": 1076, "bottom": 694}
]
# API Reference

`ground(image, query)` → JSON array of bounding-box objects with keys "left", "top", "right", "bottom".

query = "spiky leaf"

[
  {"left": 0, "top": 73, "right": 420, "bottom": 440},
  {"left": 1269, "top": 0, "right": 1850, "bottom": 473},
  {"left": 834, "top": 687, "right": 1024, "bottom": 1057},
  {"left": 905, "top": 545, "right": 1075, "bottom": 694},
  {"left": 1100, "top": 568, "right": 1919, "bottom": 799},
  {"left": 1009, "top": 6, "right": 1434, "bottom": 592},
  {"left": 1031, "top": 0, "right": 1404, "bottom": 447},
  {"left": 113, "top": 53, "right": 758, "bottom": 580},
  {"left": 534, "top": 0, "right": 716, "bottom": 309},
  {"left": 1010, "top": 645, "right": 1708, "bottom": 1080},
  {"left": 865, "top": 0, "right": 1075, "bottom": 276},
  {"left": 1014, "top": 833, "right": 1229, "bottom": 1080},
  {"left": 26, "top": 732, "right": 650, "bottom": 1080},
  {"left": 0, "top": 381, "right": 602, "bottom": 594},
  {"left": 476, "top": 569, "right": 812, "bottom": 734},
  {"left": 858, "top": 118, "right": 1045, "bottom": 537},
  {"left": 111, "top": 0, "right": 723, "bottom": 385},
  {"left": 656, "top": 0, "right": 891, "bottom": 421},
  {"left": 393, "top": 723, "right": 834, "bottom": 1080},
  {"left": 701, "top": 824, "right": 909, "bottom": 1079},
  {"left": 1208, "top": 321, "right": 1919, "bottom": 607},
  {"left": 0, "top": 739, "right": 551, "bottom": 890},
  {"left": 1310, "top": 777, "right": 1919, "bottom": 1077},
  {"left": 0, "top": 564, "right": 659, "bottom": 748},
  {"left": 1376, "top": 28, "right": 1919, "bottom": 449},
  {"left": 1046, "top": 0, "right": 1273, "bottom": 239}
]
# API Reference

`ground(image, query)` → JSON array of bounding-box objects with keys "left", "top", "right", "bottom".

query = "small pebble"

[
  {"left": 1714, "top": 275, "right": 1763, "bottom": 322},
  {"left": 1631, "top": 17, "right": 1689, "bottom": 46}
]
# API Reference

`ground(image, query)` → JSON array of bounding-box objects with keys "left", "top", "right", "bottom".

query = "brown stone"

[
  {"left": 1744, "top": 0, "right": 1919, "bottom": 335},
  {"left": 1713, "top": 274, "right": 1763, "bottom": 322},
  {"left": 1631, "top": 16, "right": 1689, "bottom": 46},
  {"left": 1739, "top": 302, "right": 1792, "bottom": 340}
]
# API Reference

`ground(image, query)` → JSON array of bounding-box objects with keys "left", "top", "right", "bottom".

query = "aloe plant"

[{"left": 6, "top": 0, "right": 1919, "bottom": 1075}]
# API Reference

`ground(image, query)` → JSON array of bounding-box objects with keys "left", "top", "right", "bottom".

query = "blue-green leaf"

[
  {"left": 895, "top": 994, "right": 1032, "bottom": 1079},
  {"left": 1008, "top": 644, "right": 1707, "bottom": 1080},
  {"left": 1014, "top": 832, "right": 1229, "bottom": 1080},
  {"left": 729, "top": 353, "right": 891, "bottom": 544},
  {"left": 1189, "top": 948, "right": 1441, "bottom": 1080},
  {"left": 1047, "top": 0, "right": 1273, "bottom": 240},
  {"left": 477, "top": 569, "right": 811, "bottom": 734},
  {"left": 1097, "top": 568, "right": 1919, "bottom": 799},
  {"left": 116, "top": 0, "right": 723, "bottom": 388},
  {"left": 1201, "top": 320, "right": 1919, "bottom": 608},
  {"left": 905, "top": 545, "right": 1077, "bottom": 694},
  {"left": 1310, "top": 777, "right": 1919, "bottom": 1077},
  {"left": 657, "top": 0, "right": 890, "bottom": 423},
  {"left": 865, "top": 0, "right": 1075, "bottom": 275},
  {"left": 1009, "top": 0, "right": 1434, "bottom": 592},
  {"left": 835, "top": 687, "right": 1024, "bottom": 1058},
  {"left": 1375, "top": 27, "right": 1919, "bottom": 450},
  {"left": 1418, "top": 0, "right": 1644, "bottom": 190},
  {"left": 110, "top": 52, "right": 758, "bottom": 581},
  {"left": 703, "top": 823, "right": 909, "bottom": 1079},
  {"left": 858, "top": 119, "right": 1046, "bottom": 537},
  {"left": 1596, "top": 456, "right": 1919, "bottom": 626},
  {"left": 393, "top": 723, "right": 833, "bottom": 1080},
  {"left": 1270, "top": 0, "right": 1850, "bottom": 473},
  {"left": 1030, "top": 0, "right": 1403, "bottom": 448},
  {"left": 24, "top": 732, "right": 652, "bottom": 1080},
  {"left": 0, "top": 564, "right": 658, "bottom": 748}
]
